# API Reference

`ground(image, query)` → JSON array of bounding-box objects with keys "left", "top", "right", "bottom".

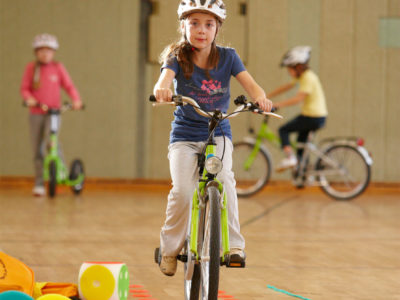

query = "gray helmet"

[{"left": 281, "top": 46, "right": 311, "bottom": 67}]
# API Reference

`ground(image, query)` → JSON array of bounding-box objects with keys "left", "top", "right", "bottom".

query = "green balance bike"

[
  {"left": 151, "top": 95, "right": 282, "bottom": 300},
  {"left": 28, "top": 103, "right": 85, "bottom": 198}
]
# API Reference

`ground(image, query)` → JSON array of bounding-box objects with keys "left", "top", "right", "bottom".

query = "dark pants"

[{"left": 279, "top": 115, "right": 326, "bottom": 157}]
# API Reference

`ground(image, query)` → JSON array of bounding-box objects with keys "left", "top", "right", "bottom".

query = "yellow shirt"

[{"left": 295, "top": 70, "right": 328, "bottom": 117}]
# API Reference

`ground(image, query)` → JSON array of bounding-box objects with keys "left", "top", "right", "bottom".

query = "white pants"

[{"left": 160, "top": 136, "right": 245, "bottom": 256}]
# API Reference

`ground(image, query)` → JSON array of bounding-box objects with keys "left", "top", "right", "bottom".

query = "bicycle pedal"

[
  {"left": 226, "top": 260, "right": 246, "bottom": 268},
  {"left": 177, "top": 254, "right": 188, "bottom": 263},
  {"left": 227, "top": 261, "right": 245, "bottom": 268},
  {"left": 223, "top": 255, "right": 246, "bottom": 268},
  {"left": 154, "top": 247, "right": 161, "bottom": 265}
]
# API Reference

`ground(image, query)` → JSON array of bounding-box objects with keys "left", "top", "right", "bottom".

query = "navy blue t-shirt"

[{"left": 162, "top": 46, "right": 246, "bottom": 144}]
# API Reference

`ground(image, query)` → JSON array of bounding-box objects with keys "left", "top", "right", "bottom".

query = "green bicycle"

[
  {"left": 232, "top": 97, "right": 372, "bottom": 200},
  {"left": 152, "top": 95, "right": 281, "bottom": 300},
  {"left": 27, "top": 103, "right": 85, "bottom": 198}
]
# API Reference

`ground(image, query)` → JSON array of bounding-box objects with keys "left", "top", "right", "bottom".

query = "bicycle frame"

[
  {"left": 43, "top": 113, "right": 84, "bottom": 187},
  {"left": 255, "top": 117, "right": 281, "bottom": 147},
  {"left": 295, "top": 140, "right": 338, "bottom": 182},
  {"left": 240, "top": 117, "right": 285, "bottom": 170}
]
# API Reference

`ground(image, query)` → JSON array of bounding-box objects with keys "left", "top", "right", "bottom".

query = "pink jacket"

[{"left": 20, "top": 61, "right": 81, "bottom": 114}]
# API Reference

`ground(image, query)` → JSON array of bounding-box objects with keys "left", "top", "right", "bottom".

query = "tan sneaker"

[{"left": 159, "top": 256, "right": 177, "bottom": 276}]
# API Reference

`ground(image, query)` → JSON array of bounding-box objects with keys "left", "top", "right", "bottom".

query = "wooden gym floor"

[{"left": 0, "top": 182, "right": 399, "bottom": 299}]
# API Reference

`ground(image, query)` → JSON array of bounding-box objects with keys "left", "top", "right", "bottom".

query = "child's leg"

[
  {"left": 29, "top": 114, "right": 47, "bottom": 187},
  {"left": 296, "top": 116, "right": 326, "bottom": 158},
  {"left": 278, "top": 115, "right": 304, "bottom": 156},
  {"left": 160, "top": 142, "right": 199, "bottom": 257},
  {"left": 296, "top": 130, "right": 310, "bottom": 158},
  {"left": 215, "top": 137, "right": 245, "bottom": 250}
]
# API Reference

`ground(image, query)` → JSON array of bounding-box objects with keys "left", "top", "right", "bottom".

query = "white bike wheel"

[{"left": 316, "top": 145, "right": 371, "bottom": 200}]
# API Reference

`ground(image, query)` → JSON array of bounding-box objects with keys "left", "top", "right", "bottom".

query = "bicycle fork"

[
  {"left": 189, "top": 181, "right": 244, "bottom": 268},
  {"left": 43, "top": 133, "right": 67, "bottom": 182}
]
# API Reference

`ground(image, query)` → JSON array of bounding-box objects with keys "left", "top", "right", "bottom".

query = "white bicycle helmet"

[
  {"left": 281, "top": 46, "right": 311, "bottom": 67},
  {"left": 32, "top": 33, "right": 59, "bottom": 50},
  {"left": 178, "top": 0, "right": 226, "bottom": 22}
]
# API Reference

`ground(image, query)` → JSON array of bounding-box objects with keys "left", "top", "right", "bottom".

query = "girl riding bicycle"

[
  {"left": 20, "top": 34, "right": 82, "bottom": 196},
  {"left": 270, "top": 46, "right": 328, "bottom": 171},
  {"left": 153, "top": 0, "right": 272, "bottom": 276}
]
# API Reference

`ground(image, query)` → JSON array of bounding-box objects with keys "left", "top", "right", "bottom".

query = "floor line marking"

[{"left": 267, "top": 284, "right": 311, "bottom": 300}]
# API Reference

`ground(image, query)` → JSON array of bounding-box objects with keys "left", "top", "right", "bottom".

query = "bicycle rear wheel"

[
  {"left": 199, "top": 185, "right": 221, "bottom": 300},
  {"left": 316, "top": 144, "right": 371, "bottom": 200},
  {"left": 232, "top": 141, "right": 272, "bottom": 197},
  {"left": 69, "top": 159, "right": 85, "bottom": 195},
  {"left": 48, "top": 160, "right": 57, "bottom": 198}
]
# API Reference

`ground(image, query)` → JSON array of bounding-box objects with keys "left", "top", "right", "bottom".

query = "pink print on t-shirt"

[{"left": 201, "top": 79, "right": 222, "bottom": 94}]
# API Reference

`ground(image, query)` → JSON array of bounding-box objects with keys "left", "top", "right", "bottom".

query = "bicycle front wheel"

[
  {"left": 69, "top": 159, "right": 85, "bottom": 195},
  {"left": 232, "top": 141, "right": 272, "bottom": 197},
  {"left": 316, "top": 144, "right": 371, "bottom": 200},
  {"left": 199, "top": 185, "right": 221, "bottom": 300},
  {"left": 48, "top": 160, "right": 57, "bottom": 198}
]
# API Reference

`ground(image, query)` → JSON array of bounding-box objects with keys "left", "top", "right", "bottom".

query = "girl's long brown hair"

[{"left": 159, "top": 19, "right": 221, "bottom": 80}]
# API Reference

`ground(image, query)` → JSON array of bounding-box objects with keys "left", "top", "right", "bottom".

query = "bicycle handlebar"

[
  {"left": 23, "top": 101, "right": 85, "bottom": 113},
  {"left": 234, "top": 95, "right": 278, "bottom": 114},
  {"left": 149, "top": 95, "right": 282, "bottom": 120}
]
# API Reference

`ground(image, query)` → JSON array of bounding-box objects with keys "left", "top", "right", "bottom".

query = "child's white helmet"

[
  {"left": 178, "top": 0, "right": 227, "bottom": 22},
  {"left": 281, "top": 46, "right": 311, "bottom": 67},
  {"left": 32, "top": 33, "right": 59, "bottom": 50}
]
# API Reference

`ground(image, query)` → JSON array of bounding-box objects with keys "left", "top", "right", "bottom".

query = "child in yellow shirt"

[{"left": 270, "top": 46, "right": 327, "bottom": 171}]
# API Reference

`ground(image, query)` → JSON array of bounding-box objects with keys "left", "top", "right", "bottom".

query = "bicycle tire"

[
  {"left": 199, "top": 185, "right": 220, "bottom": 300},
  {"left": 184, "top": 263, "right": 201, "bottom": 300},
  {"left": 232, "top": 141, "right": 272, "bottom": 197},
  {"left": 316, "top": 144, "right": 371, "bottom": 200},
  {"left": 48, "top": 160, "right": 57, "bottom": 198},
  {"left": 184, "top": 204, "right": 205, "bottom": 300},
  {"left": 69, "top": 159, "right": 85, "bottom": 195}
]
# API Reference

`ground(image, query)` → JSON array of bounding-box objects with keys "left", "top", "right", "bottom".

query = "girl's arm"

[
  {"left": 273, "top": 92, "right": 307, "bottom": 109},
  {"left": 267, "top": 82, "right": 295, "bottom": 98},
  {"left": 235, "top": 71, "right": 272, "bottom": 112},
  {"left": 58, "top": 63, "right": 82, "bottom": 109},
  {"left": 153, "top": 68, "right": 176, "bottom": 102},
  {"left": 20, "top": 63, "right": 37, "bottom": 106}
]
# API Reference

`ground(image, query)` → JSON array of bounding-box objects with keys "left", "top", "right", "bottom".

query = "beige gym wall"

[
  {"left": 1, "top": 0, "right": 399, "bottom": 182},
  {"left": 0, "top": 0, "right": 141, "bottom": 178}
]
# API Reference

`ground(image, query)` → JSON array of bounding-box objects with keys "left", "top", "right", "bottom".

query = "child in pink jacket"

[{"left": 20, "top": 33, "right": 82, "bottom": 196}]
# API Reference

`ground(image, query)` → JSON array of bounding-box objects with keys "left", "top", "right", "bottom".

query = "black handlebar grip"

[
  {"left": 234, "top": 95, "right": 247, "bottom": 106},
  {"left": 149, "top": 95, "right": 157, "bottom": 102}
]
